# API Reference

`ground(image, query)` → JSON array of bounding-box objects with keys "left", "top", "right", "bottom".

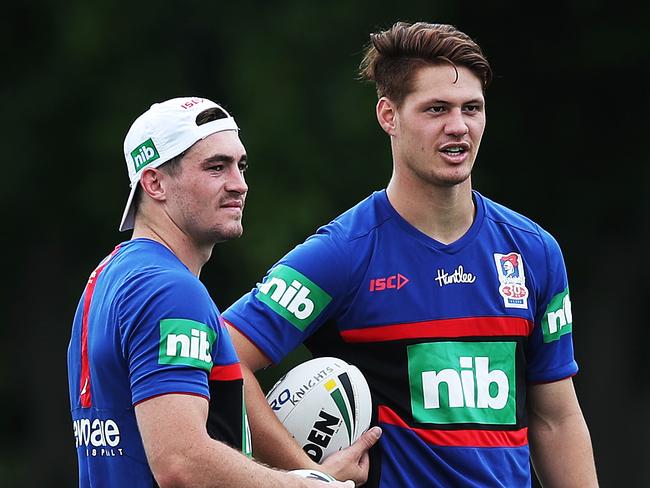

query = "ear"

[
  {"left": 376, "top": 97, "right": 398, "bottom": 136},
  {"left": 139, "top": 168, "right": 167, "bottom": 202}
]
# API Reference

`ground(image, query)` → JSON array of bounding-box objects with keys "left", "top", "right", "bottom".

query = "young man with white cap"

[{"left": 66, "top": 97, "right": 379, "bottom": 487}]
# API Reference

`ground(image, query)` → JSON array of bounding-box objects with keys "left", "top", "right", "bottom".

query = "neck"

[
  {"left": 131, "top": 219, "right": 212, "bottom": 277},
  {"left": 386, "top": 176, "right": 475, "bottom": 245}
]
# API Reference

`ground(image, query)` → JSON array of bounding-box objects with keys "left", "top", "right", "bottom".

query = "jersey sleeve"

[
  {"left": 526, "top": 227, "right": 578, "bottom": 383},
  {"left": 224, "top": 223, "right": 350, "bottom": 364},
  {"left": 117, "top": 268, "right": 222, "bottom": 405}
]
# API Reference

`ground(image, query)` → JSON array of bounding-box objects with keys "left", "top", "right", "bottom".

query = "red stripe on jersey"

[
  {"left": 79, "top": 246, "right": 121, "bottom": 408},
  {"left": 340, "top": 316, "right": 533, "bottom": 343},
  {"left": 378, "top": 405, "right": 528, "bottom": 448},
  {"left": 209, "top": 363, "right": 243, "bottom": 381}
]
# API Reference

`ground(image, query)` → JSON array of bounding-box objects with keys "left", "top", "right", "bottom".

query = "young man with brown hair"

[
  {"left": 224, "top": 22, "right": 598, "bottom": 487},
  {"left": 66, "top": 97, "right": 377, "bottom": 487}
]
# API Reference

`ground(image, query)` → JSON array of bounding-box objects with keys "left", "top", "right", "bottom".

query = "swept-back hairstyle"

[{"left": 359, "top": 22, "right": 492, "bottom": 106}]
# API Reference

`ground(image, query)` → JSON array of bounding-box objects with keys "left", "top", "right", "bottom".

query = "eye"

[
  {"left": 464, "top": 104, "right": 481, "bottom": 113},
  {"left": 427, "top": 105, "right": 446, "bottom": 113},
  {"left": 207, "top": 164, "right": 224, "bottom": 173},
  {"left": 238, "top": 162, "right": 249, "bottom": 173}
]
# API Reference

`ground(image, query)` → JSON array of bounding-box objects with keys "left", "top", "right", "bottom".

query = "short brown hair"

[{"left": 359, "top": 22, "right": 492, "bottom": 106}]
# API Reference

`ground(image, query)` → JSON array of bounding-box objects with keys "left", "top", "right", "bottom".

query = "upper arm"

[
  {"left": 223, "top": 228, "right": 349, "bottom": 364},
  {"left": 135, "top": 393, "right": 210, "bottom": 484},
  {"left": 527, "top": 379, "right": 597, "bottom": 487},
  {"left": 226, "top": 322, "right": 272, "bottom": 372},
  {"left": 119, "top": 270, "right": 220, "bottom": 404},
  {"left": 527, "top": 377, "right": 582, "bottom": 428}
]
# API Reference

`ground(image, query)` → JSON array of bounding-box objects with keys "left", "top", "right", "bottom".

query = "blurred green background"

[{"left": 2, "top": 1, "right": 648, "bottom": 486}]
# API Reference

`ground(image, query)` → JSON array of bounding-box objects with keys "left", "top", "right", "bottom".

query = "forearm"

[
  {"left": 160, "top": 434, "right": 311, "bottom": 488},
  {"left": 529, "top": 406, "right": 598, "bottom": 487},
  {"left": 242, "top": 364, "right": 320, "bottom": 470},
  {"left": 136, "top": 394, "right": 320, "bottom": 488}
]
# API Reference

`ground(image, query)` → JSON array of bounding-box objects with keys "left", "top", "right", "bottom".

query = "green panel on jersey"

[
  {"left": 158, "top": 318, "right": 216, "bottom": 372},
  {"left": 541, "top": 288, "right": 573, "bottom": 343},
  {"left": 242, "top": 390, "right": 252, "bottom": 458},
  {"left": 255, "top": 264, "right": 332, "bottom": 332},
  {"left": 408, "top": 341, "right": 517, "bottom": 425}
]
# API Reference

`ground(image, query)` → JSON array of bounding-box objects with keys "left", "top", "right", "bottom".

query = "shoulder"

[
  {"left": 110, "top": 242, "right": 213, "bottom": 312},
  {"left": 317, "top": 190, "right": 395, "bottom": 244},
  {"left": 479, "top": 192, "right": 559, "bottom": 246}
]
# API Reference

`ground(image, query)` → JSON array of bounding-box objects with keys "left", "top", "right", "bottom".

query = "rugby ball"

[
  {"left": 266, "top": 357, "right": 372, "bottom": 462},
  {"left": 288, "top": 469, "right": 336, "bottom": 482}
]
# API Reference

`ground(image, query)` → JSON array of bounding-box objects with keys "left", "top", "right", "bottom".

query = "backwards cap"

[{"left": 119, "top": 97, "right": 238, "bottom": 232}]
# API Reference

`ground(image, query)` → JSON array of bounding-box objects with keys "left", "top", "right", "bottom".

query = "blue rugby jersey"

[
  {"left": 224, "top": 190, "right": 577, "bottom": 487},
  {"left": 67, "top": 239, "right": 250, "bottom": 488}
]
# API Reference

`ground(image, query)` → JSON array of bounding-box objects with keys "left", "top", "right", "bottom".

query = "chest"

[{"left": 338, "top": 235, "right": 542, "bottom": 330}]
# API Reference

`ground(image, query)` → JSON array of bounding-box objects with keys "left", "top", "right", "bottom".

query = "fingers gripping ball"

[{"left": 266, "top": 357, "right": 372, "bottom": 462}]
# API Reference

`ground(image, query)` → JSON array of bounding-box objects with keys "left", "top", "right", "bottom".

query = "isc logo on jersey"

[
  {"left": 541, "top": 288, "right": 573, "bottom": 343},
  {"left": 158, "top": 318, "right": 217, "bottom": 371},
  {"left": 256, "top": 264, "right": 332, "bottom": 331},
  {"left": 408, "top": 342, "right": 517, "bottom": 425}
]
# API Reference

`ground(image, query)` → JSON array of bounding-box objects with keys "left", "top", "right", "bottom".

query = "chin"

[{"left": 214, "top": 224, "right": 244, "bottom": 242}]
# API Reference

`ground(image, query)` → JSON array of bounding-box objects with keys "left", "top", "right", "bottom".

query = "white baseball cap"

[{"left": 119, "top": 96, "right": 239, "bottom": 232}]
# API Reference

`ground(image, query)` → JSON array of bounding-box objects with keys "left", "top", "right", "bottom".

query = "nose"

[
  {"left": 445, "top": 108, "right": 469, "bottom": 137},
  {"left": 225, "top": 166, "right": 248, "bottom": 195}
]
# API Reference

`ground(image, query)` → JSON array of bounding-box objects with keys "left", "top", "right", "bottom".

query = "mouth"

[
  {"left": 439, "top": 142, "right": 470, "bottom": 163},
  {"left": 221, "top": 201, "right": 244, "bottom": 211},
  {"left": 221, "top": 201, "right": 244, "bottom": 216},
  {"left": 439, "top": 142, "right": 470, "bottom": 154}
]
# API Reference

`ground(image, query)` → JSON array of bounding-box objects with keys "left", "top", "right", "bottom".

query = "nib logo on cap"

[{"left": 131, "top": 138, "right": 160, "bottom": 172}]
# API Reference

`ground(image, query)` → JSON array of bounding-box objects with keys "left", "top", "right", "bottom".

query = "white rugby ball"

[
  {"left": 288, "top": 469, "right": 336, "bottom": 482},
  {"left": 266, "top": 357, "right": 372, "bottom": 462}
]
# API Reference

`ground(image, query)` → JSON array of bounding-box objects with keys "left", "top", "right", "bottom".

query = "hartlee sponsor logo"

[
  {"left": 256, "top": 265, "right": 331, "bottom": 331},
  {"left": 408, "top": 341, "right": 517, "bottom": 425},
  {"left": 73, "top": 417, "right": 124, "bottom": 457},
  {"left": 434, "top": 265, "right": 476, "bottom": 287}
]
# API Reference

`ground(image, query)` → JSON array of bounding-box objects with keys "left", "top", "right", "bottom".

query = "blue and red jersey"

[
  {"left": 67, "top": 238, "right": 250, "bottom": 488},
  {"left": 224, "top": 190, "right": 577, "bottom": 487}
]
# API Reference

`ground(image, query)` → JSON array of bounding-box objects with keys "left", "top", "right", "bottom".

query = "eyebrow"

[
  {"left": 425, "top": 98, "right": 485, "bottom": 105},
  {"left": 202, "top": 153, "right": 248, "bottom": 165}
]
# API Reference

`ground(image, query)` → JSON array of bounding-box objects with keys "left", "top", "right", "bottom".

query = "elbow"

[{"left": 151, "top": 454, "right": 196, "bottom": 488}]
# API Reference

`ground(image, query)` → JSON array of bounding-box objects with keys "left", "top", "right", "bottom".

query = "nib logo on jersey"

[
  {"left": 257, "top": 264, "right": 332, "bottom": 331},
  {"left": 158, "top": 318, "right": 216, "bottom": 371},
  {"left": 73, "top": 417, "right": 124, "bottom": 457},
  {"left": 541, "top": 288, "right": 573, "bottom": 343},
  {"left": 408, "top": 342, "right": 517, "bottom": 425}
]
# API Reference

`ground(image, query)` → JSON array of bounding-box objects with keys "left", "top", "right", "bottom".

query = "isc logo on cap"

[{"left": 131, "top": 138, "right": 160, "bottom": 172}]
